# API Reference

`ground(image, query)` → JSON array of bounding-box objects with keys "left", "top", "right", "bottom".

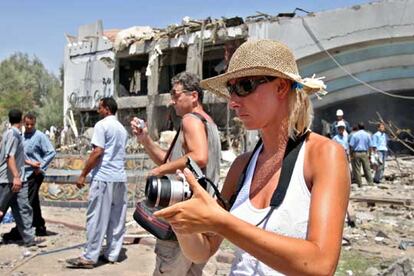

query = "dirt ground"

[
  {"left": 0, "top": 207, "right": 228, "bottom": 276},
  {"left": 1, "top": 157, "right": 413, "bottom": 275}
]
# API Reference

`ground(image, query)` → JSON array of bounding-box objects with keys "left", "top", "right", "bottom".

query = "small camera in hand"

[{"left": 145, "top": 157, "right": 208, "bottom": 208}]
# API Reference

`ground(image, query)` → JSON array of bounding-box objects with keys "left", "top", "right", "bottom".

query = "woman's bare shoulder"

[
  {"left": 307, "top": 132, "right": 345, "bottom": 157},
  {"left": 305, "top": 132, "right": 349, "bottom": 181}
]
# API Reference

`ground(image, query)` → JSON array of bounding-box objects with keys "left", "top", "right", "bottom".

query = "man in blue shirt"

[
  {"left": 372, "top": 123, "right": 388, "bottom": 183},
  {"left": 349, "top": 122, "right": 373, "bottom": 187},
  {"left": 66, "top": 97, "right": 128, "bottom": 269},
  {"left": 4, "top": 112, "right": 56, "bottom": 240},
  {"left": 330, "top": 109, "right": 351, "bottom": 138},
  {"left": 1, "top": 109, "right": 43, "bottom": 246},
  {"left": 332, "top": 121, "right": 350, "bottom": 158}
]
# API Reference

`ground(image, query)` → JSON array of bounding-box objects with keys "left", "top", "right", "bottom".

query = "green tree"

[{"left": 0, "top": 53, "right": 63, "bottom": 130}]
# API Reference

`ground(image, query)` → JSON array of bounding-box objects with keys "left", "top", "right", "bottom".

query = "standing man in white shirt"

[
  {"left": 372, "top": 123, "right": 388, "bottom": 184},
  {"left": 66, "top": 97, "right": 128, "bottom": 268}
]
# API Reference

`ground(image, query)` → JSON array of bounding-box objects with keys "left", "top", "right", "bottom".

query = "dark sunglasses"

[{"left": 226, "top": 76, "right": 277, "bottom": 97}]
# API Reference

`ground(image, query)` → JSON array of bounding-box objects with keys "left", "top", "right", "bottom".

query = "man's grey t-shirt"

[
  {"left": 0, "top": 127, "right": 25, "bottom": 183},
  {"left": 90, "top": 115, "right": 128, "bottom": 182},
  {"left": 170, "top": 113, "right": 222, "bottom": 194}
]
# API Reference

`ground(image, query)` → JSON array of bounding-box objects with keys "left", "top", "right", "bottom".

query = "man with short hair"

[
  {"left": 349, "top": 122, "right": 373, "bottom": 186},
  {"left": 131, "top": 72, "right": 221, "bottom": 276},
  {"left": 330, "top": 109, "right": 351, "bottom": 138},
  {"left": 3, "top": 112, "right": 56, "bottom": 240},
  {"left": 332, "top": 120, "right": 350, "bottom": 157},
  {"left": 0, "top": 109, "right": 40, "bottom": 246},
  {"left": 66, "top": 97, "right": 128, "bottom": 268},
  {"left": 372, "top": 123, "right": 388, "bottom": 183}
]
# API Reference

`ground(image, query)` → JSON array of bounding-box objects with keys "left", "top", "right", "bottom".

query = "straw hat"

[{"left": 200, "top": 39, "right": 327, "bottom": 99}]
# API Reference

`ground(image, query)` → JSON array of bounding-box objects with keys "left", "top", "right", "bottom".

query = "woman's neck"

[{"left": 260, "top": 123, "right": 289, "bottom": 159}]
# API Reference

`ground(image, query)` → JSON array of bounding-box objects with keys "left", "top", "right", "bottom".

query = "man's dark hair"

[
  {"left": 24, "top": 112, "right": 37, "bottom": 121},
  {"left": 8, "top": 109, "right": 22, "bottom": 124},
  {"left": 171, "top": 72, "right": 204, "bottom": 103},
  {"left": 377, "top": 122, "right": 384, "bottom": 128},
  {"left": 100, "top": 97, "right": 118, "bottom": 114},
  {"left": 358, "top": 122, "right": 365, "bottom": 130}
]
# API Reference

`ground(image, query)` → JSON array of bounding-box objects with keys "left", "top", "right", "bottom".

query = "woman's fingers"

[
  {"left": 183, "top": 168, "right": 205, "bottom": 195},
  {"left": 154, "top": 204, "right": 180, "bottom": 219}
]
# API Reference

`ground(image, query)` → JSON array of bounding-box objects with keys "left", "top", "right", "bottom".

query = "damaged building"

[{"left": 63, "top": 0, "right": 414, "bottom": 151}]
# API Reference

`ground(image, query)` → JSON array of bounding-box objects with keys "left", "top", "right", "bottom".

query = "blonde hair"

[{"left": 287, "top": 86, "right": 313, "bottom": 139}]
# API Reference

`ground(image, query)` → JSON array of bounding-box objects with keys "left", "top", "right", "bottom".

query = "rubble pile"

[{"left": 338, "top": 157, "right": 414, "bottom": 275}]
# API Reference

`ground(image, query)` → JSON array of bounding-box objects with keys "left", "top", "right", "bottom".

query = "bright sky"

[{"left": 0, "top": 0, "right": 375, "bottom": 75}]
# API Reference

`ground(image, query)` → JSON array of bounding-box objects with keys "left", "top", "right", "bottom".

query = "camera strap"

[{"left": 228, "top": 131, "right": 310, "bottom": 224}]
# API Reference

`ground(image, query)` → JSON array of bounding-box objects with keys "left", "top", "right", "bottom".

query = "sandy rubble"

[{"left": 1, "top": 157, "right": 413, "bottom": 275}]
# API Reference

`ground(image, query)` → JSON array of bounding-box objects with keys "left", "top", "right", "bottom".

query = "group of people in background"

[
  {"left": 330, "top": 109, "right": 389, "bottom": 186},
  {"left": 0, "top": 110, "right": 56, "bottom": 246}
]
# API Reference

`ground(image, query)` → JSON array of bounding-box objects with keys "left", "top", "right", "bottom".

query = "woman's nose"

[{"left": 229, "top": 94, "right": 241, "bottom": 110}]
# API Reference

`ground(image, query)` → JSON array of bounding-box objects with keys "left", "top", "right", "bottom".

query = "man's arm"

[
  {"left": 39, "top": 134, "right": 57, "bottom": 172},
  {"left": 131, "top": 118, "right": 167, "bottom": 165},
  {"left": 76, "top": 146, "right": 104, "bottom": 188},
  {"left": 7, "top": 156, "right": 22, "bottom": 192}
]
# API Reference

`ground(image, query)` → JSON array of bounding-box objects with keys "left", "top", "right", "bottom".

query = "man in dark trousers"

[
  {"left": 0, "top": 109, "right": 42, "bottom": 246},
  {"left": 349, "top": 122, "right": 373, "bottom": 187},
  {"left": 3, "top": 112, "right": 56, "bottom": 240}
]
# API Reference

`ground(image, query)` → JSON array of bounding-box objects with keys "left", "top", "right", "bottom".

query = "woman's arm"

[{"left": 155, "top": 152, "right": 252, "bottom": 262}]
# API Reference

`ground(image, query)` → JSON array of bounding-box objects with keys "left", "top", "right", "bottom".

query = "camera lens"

[
  {"left": 145, "top": 176, "right": 171, "bottom": 208},
  {"left": 145, "top": 175, "right": 193, "bottom": 208}
]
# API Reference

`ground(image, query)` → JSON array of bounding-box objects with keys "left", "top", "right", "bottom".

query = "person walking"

[
  {"left": 66, "top": 97, "right": 128, "bottom": 268},
  {"left": 3, "top": 112, "right": 56, "bottom": 240},
  {"left": 0, "top": 109, "right": 42, "bottom": 246}
]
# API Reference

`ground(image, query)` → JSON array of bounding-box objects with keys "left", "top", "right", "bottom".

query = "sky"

[{"left": 0, "top": 0, "right": 375, "bottom": 75}]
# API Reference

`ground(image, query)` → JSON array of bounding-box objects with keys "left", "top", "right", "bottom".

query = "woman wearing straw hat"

[{"left": 155, "top": 40, "right": 350, "bottom": 275}]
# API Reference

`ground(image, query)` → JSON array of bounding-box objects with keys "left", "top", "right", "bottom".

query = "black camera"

[{"left": 145, "top": 157, "right": 208, "bottom": 208}]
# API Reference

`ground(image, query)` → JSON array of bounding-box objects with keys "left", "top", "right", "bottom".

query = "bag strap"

[
  {"left": 163, "top": 127, "right": 181, "bottom": 164},
  {"left": 270, "top": 132, "right": 309, "bottom": 208},
  {"left": 162, "top": 112, "right": 207, "bottom": 164},
  {"left": 229, "top": 131, "right": 310, "bottom": 211},
  {"left": 228, "top": 138, "right": 264, "bottom": 209}
]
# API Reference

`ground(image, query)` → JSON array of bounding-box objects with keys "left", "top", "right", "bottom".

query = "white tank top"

[{"left": 229, "top": 142, "right": 311, "bottom": 276}]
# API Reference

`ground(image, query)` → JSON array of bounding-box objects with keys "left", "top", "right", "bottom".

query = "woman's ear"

[{"left": 276, "top": 79, "right": 292, "bottom": 100}]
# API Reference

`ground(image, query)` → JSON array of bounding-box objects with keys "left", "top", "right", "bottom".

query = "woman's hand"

[{"left": 154, "top": 168, "right": 227, "bottom": 234}]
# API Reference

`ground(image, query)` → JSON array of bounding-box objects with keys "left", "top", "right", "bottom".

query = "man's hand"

[
  {"left": 76, "top": 176, "right": 86, "bottom": 189},
  {"left": 12, "top": 177, "right": 22, "bottom": 192},
  {"left": 130, "top": 117, "right": 148, "bottom": 143},
  {"left": 149, "top": 167, "right": 162, "bottom": 176}
]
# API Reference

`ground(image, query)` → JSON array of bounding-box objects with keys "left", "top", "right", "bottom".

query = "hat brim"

[{"left": 200, "top": 67, "right": 320, "bottom": 99}]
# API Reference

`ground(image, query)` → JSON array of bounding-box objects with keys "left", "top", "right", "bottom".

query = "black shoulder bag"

[{"left": 133, "top": 113, "right": 208, "bottom": 240}]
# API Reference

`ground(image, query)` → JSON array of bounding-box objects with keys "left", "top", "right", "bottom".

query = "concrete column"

[{"left": 146, "top": 51, "right": 160, "bottom": 139}]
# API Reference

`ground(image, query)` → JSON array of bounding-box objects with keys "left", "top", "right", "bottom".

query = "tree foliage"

[{"left": 0, "top": 53, "right": 63, "bottom": 130}]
